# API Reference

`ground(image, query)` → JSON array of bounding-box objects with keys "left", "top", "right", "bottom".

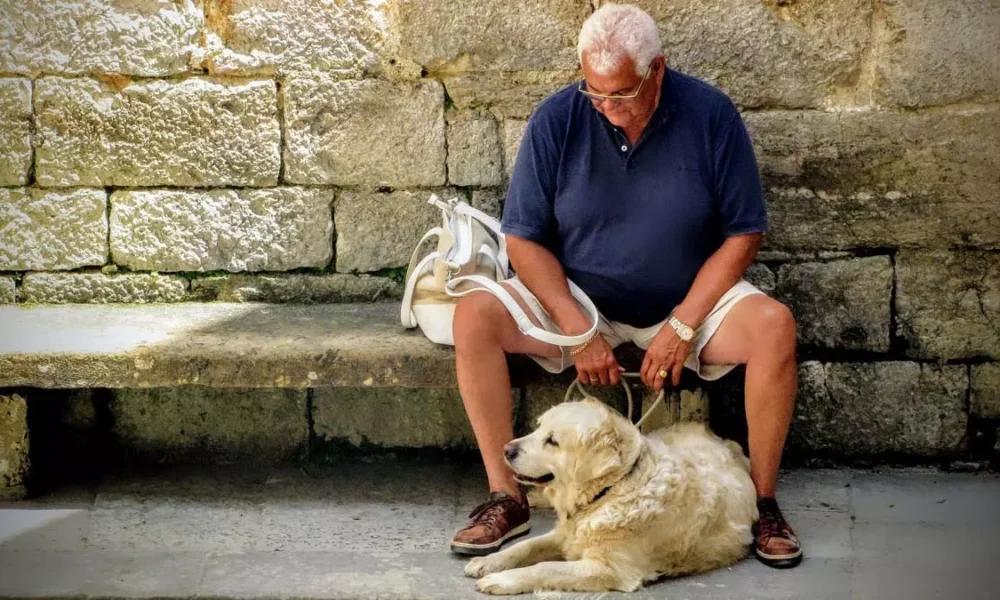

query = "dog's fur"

[{"left": 466, "top": 399, "right": 757, "bottom": 594}]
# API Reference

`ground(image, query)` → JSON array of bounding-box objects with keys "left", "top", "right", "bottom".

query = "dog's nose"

[{"left": 503, "top": 443, "right": 518, "bottom": 461}]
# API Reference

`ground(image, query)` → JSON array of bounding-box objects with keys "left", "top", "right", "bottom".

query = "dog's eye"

[{"left": 544, "top": 434, "right": 559, "bottom": 447}]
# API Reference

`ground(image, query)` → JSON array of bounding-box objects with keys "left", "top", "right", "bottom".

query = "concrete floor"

[{"left": 1, "top": 462, "right": 998, "bottom": 599}]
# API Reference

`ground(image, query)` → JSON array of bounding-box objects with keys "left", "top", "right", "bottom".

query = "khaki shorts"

[{"left": 502, "top": 278, "right": 765, "bottom": 381}]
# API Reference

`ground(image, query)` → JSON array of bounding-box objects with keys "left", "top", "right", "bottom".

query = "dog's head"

[{"left": 505, "top": 398, "right": 642, "bottom": 498}]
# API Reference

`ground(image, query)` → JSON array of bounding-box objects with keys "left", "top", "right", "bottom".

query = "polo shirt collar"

[{"left": 647, "top": 67, "right": 677, "bottom": 128}]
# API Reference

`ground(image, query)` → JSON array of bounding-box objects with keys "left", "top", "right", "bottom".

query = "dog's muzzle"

[{"left": 512, "top": 472, "right": 554, "bottom": 485}]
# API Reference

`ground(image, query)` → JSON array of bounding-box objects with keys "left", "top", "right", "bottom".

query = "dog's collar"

[{"left": 569, "top": 448, "right": 644, "bottom": 519}]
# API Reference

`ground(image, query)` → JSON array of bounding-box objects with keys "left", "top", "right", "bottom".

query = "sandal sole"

[
  {"left": 450, "top": 522, "right": 531, "bottom": 556},
  {"left": 754, "top": 546, "right": 803, "bottom": 569}
]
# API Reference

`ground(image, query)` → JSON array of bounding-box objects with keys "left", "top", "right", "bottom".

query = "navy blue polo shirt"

[{"left": 501, "top": 68, "right": 767, "bottom": 328}]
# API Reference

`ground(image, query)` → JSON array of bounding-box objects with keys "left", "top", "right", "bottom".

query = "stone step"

[
  {"left": 0, "top": 303, "right": 705, "bottom": 499},
  {"left": 0, "top": 303, "right": 458, "bottom": 389},
  {"left": 1, "top": 302, "right": 995, "bottom": 503},
  {"left": 1, "top": 463, "right": 999, "bottom": 599}
]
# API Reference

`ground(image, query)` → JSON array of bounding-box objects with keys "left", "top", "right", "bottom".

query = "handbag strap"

[
  {"left": 433, "top": 196, "right": 508, "bottom": 274},
  {"left": 400, "top": 227, "right": 444, "bottom": 328},
  {"left": 445, "top": 274, "right": 599, "bottom": 347},
  {"left": 412, "top": 194, "right": 598, "bottom": 349},
  {"left": 454, "top": 201, "right": 508, "bottom": 273}
]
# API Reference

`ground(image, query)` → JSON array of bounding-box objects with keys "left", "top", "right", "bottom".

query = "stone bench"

[
  {"left": 2, "top": 302, "right": 990, "bottom": 500},
  {"left": 0, "top": 303, "right": 694, "bottom": 499},
  {"left": 0, "top": 303, "right": 457, "bottom": 389}
]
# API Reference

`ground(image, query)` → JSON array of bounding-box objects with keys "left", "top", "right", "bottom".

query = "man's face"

[{"left": 580, "top": 53, "right": 664, "bottom": 131}]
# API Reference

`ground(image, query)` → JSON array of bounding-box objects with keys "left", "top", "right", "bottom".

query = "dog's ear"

[
  {"left": 592, "top": 433, "right": 623, "bottom": 480},
  {"left": 575, "top": 420, "right": 625, "bottom": 482},
  {"left": 596, "top": 413, "right": 643, "bottom": 479}
]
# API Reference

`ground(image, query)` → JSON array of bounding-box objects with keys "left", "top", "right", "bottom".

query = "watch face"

[{"left": 671, "top": 317, "right": 693, "bottom": 341}]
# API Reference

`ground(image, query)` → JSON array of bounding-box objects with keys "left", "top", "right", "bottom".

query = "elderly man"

[{"left": 449, "top": 4, "right": 801, "bottom": 569}]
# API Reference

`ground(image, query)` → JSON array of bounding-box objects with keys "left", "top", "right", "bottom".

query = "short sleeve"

[
  {"left": 712, "top": 107, "right": 768, "bottom": 237},
  {"left": 501, "top": 114, "right": 561, "bottom": 245}
]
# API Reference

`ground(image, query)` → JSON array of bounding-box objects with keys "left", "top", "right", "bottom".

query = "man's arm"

[
  {"left": 506, "top": 235, "right": 593, "bottom": 336},
  {"left": 507, "top": 234, "right": 624, "bottom": 385},
  {"left": 639, "top": 231, "right": 762, "bottom": 390},
  {"left": 671, "top": 232, "right": 763, "bottom": 329}
]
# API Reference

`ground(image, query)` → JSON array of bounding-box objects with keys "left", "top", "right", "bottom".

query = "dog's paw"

[
  {"left": 476, "top": 572, "right": 524, "bottom": 595},
  {"left": 464, "top": 556, "right": 489, "bottom": 578},
  {"left": 465, "top": 555, "right": 509, "bottom": 578}
]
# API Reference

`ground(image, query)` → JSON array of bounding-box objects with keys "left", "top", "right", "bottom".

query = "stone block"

[
  {"left": 34, "top": 77, "right": 280, "bottom": 187},
  {"left": 197, "top": 0, "right": 386, "bottom": 77},
  {"left": 789, "top": 362, "right": 968, "bottom": 457},
  {"left": 110, "top": 188, "right": 333, "bottom": 272},
  {"left": 755, "top": 250, "right": 796, "bottom": 262},
  {"left": 971, "top": 364, "right": 1000, "bottom": 420},
  {"left": 876, "top": 0, "right": 1000, "bottom": 107},
  {"left": 776, "top": 257, "right": 892, "bottom": 351},
  {"left": 335, "top": 189, "right": 451, "bottom": 273},
  {"left": 747, "top": 108, "right": 999, "bottom": 215},
  {"left": 283, "top": 78, "right": 445, "bottom": 186},
  {"left": 765, "top": 187, "right": 1000, "bottom": 251},
  {"left": 387, "top": 0, "right": 589, "bottom": 73},
  {"left": 190, "top": 274, "right": 401, "bottom": 303},
  {"left": 502, "top": 119, "right": 528, "bottom": 180},
  {"left": 744, "top": 263, "right": 776, "bottom": 295},
  {"left": 0, "top": 79, "right": 32, "bottom": 185},
  {"left": 0, "top": 277, "right": 14, "bottom": 304},
  {"left": 0, "top": 0, "right": 201, "bottom": 76},
  {"left": 0, "top": 394, "right": 28, "bottom": 499},
  {"left": 0, "top": 188, "right": 108, "bottom": 271},
  {"left": 313, "top": 387, "right": 501, "bottom": 449},
  {"left": 630, "top": 0, "right": 869, "bottom": 108},
  {"left": 22, "top": 273, "right": 189, "bottom": 304},
  {"left": 444, "top": 72, "right": 579, "bottom": 120},
  {"left": 637, "top": 388, "right": 710, "bottom": 436},
  {"left": 471, "top": 189, "right": 505, "bottom": 220},
  {"left": 111, "top": 388, "right": 308, "bottom": 462},
  {"left": 447, "top": 119, "right": 503, "bottom": 186},
  {"left": 896, "top": 251, "right": 1000, "bottom": 360}
]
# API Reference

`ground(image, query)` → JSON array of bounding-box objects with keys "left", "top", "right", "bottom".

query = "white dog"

[{"left": 465, "top": 399, "right": 757, "bottom": 594}]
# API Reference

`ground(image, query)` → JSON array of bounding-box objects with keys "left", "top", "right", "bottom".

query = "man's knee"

[
  {"left": 753, "top": 300, "right": 797, "bottom": 351},
  {"left": 453, "top": 293, "right": 506, "bottom": 347}
]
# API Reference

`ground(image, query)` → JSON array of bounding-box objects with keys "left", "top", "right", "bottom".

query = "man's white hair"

[{"left": 577, "top": 4, "right": 662, "bottom": 77}]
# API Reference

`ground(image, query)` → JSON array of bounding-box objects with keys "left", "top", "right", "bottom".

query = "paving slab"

[{"left": 0, "top": 464, "right": 998, "bottom": 599}]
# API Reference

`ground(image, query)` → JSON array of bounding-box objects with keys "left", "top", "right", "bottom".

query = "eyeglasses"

[{"left": 577, "top": 62, "right": 654, "bottom": 104}]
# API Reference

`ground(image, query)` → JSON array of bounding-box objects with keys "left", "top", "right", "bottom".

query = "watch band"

[{"left": 668, "top": 315, "right": 695, "bottom": 341}]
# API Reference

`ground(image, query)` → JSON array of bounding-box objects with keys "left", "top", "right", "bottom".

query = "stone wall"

[{"left": 1, "top": 1, "right": 998, "bottom": 462}]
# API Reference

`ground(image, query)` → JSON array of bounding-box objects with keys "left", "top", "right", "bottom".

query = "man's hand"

[
  {"left": 572, "top": 334, "right": 624, "bottom": 386},
  {"left": 640, "top": 327, "right": 692, "bottom": 391}
]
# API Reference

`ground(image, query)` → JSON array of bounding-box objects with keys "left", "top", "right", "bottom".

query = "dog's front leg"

[
  {"left": 465, "top": 531, "right": 563, "bottom": 578},
  {"left": 476, "top": 558, "right": 629, "bottom": 595}
]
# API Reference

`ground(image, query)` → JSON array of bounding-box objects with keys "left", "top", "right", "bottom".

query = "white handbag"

[{"left": 400, "top": 194, "right": 600, "bottom": 347}]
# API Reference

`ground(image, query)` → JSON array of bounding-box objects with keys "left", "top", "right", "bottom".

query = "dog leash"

[{"left": 563, "top": 372, "right": 667, "bottom": 428}]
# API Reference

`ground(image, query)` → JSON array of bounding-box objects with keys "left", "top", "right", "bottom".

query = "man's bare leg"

[
  {"left": 698, "top": 294, "right": 797, "bottom": 497},
  {"left": 699, "top": 294, "right": 801, "bottom": 567},
  {"left": 452, "top": 290, "right": 563, "bottom": 499}
]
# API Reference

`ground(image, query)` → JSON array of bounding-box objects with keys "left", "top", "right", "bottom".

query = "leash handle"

[{"left": 563, "top": 372, "right": 666, "bottom": 428}]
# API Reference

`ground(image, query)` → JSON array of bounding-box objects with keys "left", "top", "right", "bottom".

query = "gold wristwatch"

[{"left": 668, "top": 315, "right": 695, "bottom": 342}]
